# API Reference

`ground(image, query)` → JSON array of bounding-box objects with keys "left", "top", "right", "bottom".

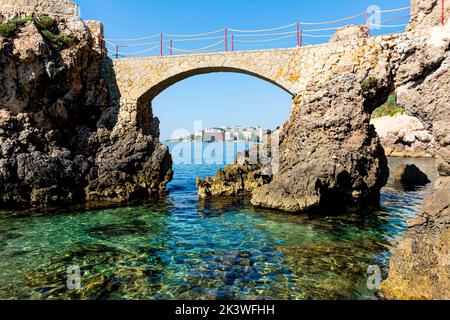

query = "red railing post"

[
  {"left": 231, "top": 34, "right": 234, "bottom": 52},
  {"left": 170, "top": 40, "right": 173, "bottom": 56},
  {"left": 160, "top": 33, "right": 163, "bottom": 56},
  {"left": 366, "top": 10, "right": 371, "bottom": 37},
  {"left": 225, "top": 28, "right": 228, "bottom": 52},
  {"left": 116, "top": 45, "right": 119, "bottom": 59},
  {"left": 296, "top": 22, "right": 300, "bottom": 47},
  {"left": 442, "top": 0, "right": 446, "bottom": 25}
]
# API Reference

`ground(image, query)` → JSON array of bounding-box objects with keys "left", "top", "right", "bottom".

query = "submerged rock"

[
  {"left": 87, "top": 220, "right": 155, "bottom": 239},
  {"left": 393, "top": 164, "right": 431, "bottom": 187}
]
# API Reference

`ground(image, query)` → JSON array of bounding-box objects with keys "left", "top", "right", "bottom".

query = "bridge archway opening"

[
  {"left": 137, "top": 66, "right": 295, "bottom": 105},
  {"left": 143, "top": 69, "right": 293, "bottom": 167}
]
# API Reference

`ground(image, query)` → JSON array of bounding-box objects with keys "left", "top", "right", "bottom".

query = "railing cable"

[
  {"left": 229, "top": 23, "right": 297, "bottom": 33},
  {"left": 107, "top": 5, "right": 413, "bottom": 58},
  {"left": 165, "top": 28, "right": 225, "bottom": 38},
  {"left": 167, "top": 40, "right": 225, "bottom": 53},
  {"left": 299, "top": 12, "right": 365, "bottom": 25}
]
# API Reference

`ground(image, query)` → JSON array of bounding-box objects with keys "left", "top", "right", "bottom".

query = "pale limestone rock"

[{"left": 371, "top": 114, "right": 435, "bottom": 158}]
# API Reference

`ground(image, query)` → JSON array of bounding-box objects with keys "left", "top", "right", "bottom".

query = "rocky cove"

[{"left": 0, "top": 0, "right": 449, "bottom": 300}]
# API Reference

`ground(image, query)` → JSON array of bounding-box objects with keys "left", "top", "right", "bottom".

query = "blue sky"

[{"left": 75, "top": 0, "right": 410, "bottom": 139}]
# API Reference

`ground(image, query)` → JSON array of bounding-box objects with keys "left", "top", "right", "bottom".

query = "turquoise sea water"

[{"left": 0, "top": 143, "right": 433, "bottom": 300}]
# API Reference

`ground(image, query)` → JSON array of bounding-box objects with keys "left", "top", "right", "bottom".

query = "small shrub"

[
  {"left": 0, "top": 17, "right": 32, "bottom": 38},
  {"left": 361, "top": 76, "right": 378, "bottom": 91},
  {"left": 34, "top": 15, "right": 55, "bottom": 31},
  {"left": 372, "top": 95, "right": 405, "bottom": 118},
  {"left": 40, "top": 29, "right": 56, "bottom": 41},
  {"left": 54, "top": 35, "right": 79, "bottom": 49},
  {"left": 0, "top": 23, "right": 15, "bottom": 38},
  {"left": 41, "top": 29, "right": 78, "bottom": 49}
]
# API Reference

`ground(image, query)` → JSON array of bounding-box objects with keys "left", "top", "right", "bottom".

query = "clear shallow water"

[{"left": 0, "top": 143, "right": 434, "bottom": 300}]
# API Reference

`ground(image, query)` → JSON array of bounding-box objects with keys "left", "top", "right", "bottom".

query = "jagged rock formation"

[
  {"left": 0, "top": 14, "right": 172, "bottom": 208},
  {"left": 196, "top": 163, "right": 272, "bottom": 199},
  {"left": 197, "top": 138, "right": 275, "bottom": 198},
  {"left": 251, "top": 71, "right": 391, "bottom": 213},
  {"left": 371, "top": 114, "right": 435, "bottom": 158},
  {"left": 381, "top": 178, "right": 450, "bottom": 300},
  {"left": 408, "top": 0, "right": 450, "bottom": 31}
]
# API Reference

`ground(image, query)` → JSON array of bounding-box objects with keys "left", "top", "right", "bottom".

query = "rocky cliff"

[{"left": 0, "top": 15, "right": 172, "bottom": 208}]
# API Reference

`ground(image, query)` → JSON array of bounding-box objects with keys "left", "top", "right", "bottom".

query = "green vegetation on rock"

[
  {"left": 0, "top": 17, "right": 32, "bottom": 38},
  {"left": 35, "top": 15, "right": 78, "bottom": 50},
  {"left": 0, "top": 15, "right": 78, "bottom": 50},
  {"left": 41, "top": 29, "right": 78, "bottom": 50},
  {"left": 34, "top": 15, "right": 56, "bottom": 31},
  {"left": 372, "top": 95, "right": 405, "bottom": 118},
  {"left": 360, "top": 76, "right": 378, "bottom": 91}
]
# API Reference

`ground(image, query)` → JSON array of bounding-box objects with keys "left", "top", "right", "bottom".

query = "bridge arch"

[{"left": 137, "top": 66, "right": 295, "bottom": 105}]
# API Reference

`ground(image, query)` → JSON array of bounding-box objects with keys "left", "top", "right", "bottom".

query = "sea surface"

[{"left": 0, "top": 143, "right": 436, "bottom": 300}]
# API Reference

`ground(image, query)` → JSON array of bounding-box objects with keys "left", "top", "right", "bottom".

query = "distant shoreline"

[{"left": 163, "top": 140, "right": 260, "bottom": 144}]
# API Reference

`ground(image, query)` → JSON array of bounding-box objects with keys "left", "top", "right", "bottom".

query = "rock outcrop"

[
  {"left": 195, "top": 2, "right": 450, "bottom": 215},
  {"left": 371, "top": 114, "right": 435, "bottom": 158},
  {"left": 392, "top": 0, "right": 450, "bottom": 177},
  {"left": 197, "top": 163, "right": 272, "bottom": 199},
  {"left": 395, "top": 40, "right": 450, "bottom": 176},
  {"left": 251, "top": 72, "right": 391, "bottom": 213},
  {"left": 197, "top": 133, "right": 276, "bottom": 198},
  {"left": 393, "top": 164, "right": 431, "bottom": 187},
  {"left": 381, "top": 178, "right": 450, "bottom": 300},
  {"left": 407, "top": 0, "right": 450, "bottom": 31},
  {"left": 0, "top": 15, "right": 172, "bottom": 208}
]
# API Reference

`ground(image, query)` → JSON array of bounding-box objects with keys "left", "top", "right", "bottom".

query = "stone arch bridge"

[
  {"left": 111, "top": 19, "right": 447, "bottom": 137},
  {"left": 108, "top": 1, "right": 450, "bottom": 213},
  {"left": 112, "top": 25, "right": 388, "bottom": 131}
]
